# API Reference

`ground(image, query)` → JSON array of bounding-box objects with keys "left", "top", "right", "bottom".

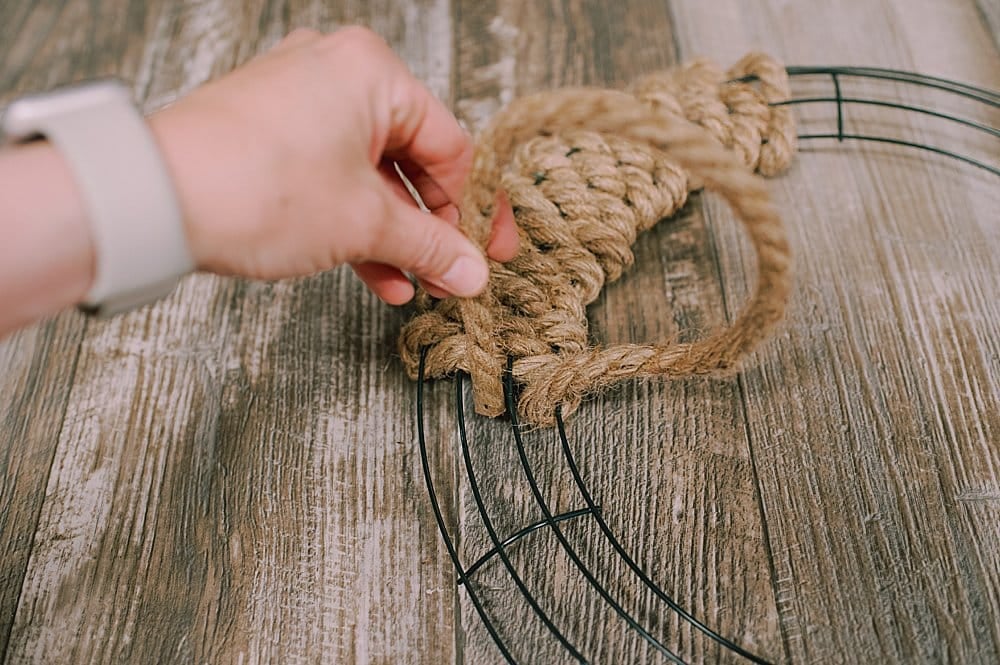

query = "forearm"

[
  {"left": 0, "top": 141, "right": 95, "bottom": 337},
  {"left": 0, "top": 27, "right": 517, "bottom": 339}
]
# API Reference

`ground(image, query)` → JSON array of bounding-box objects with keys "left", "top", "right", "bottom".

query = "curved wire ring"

[
  {"left": 754, "top": 65, "right": 1000, "bottom": 177},
  {"left": 415, "top": 66, "right": 1000, "bottom": 664},
  {"left": 417, "top": 350, "right": 772, "bottom": 664}
]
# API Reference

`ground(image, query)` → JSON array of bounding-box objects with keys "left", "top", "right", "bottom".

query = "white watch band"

[{"left": 1, "top": 80, "right": 194, "bottom": 316}]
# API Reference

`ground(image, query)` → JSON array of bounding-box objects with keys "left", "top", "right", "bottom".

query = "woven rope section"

[{"left": 399, "top": 53, "right": 797, "bottom": 426}]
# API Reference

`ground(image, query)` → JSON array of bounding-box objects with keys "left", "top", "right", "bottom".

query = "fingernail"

[{"left": 440, "top": 255, "right": 488, "bottom": 296}]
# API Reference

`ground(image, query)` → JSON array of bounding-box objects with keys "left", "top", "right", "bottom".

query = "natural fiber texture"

[{"left": 399, "top": 53, "right": 797, "bottom": 426}]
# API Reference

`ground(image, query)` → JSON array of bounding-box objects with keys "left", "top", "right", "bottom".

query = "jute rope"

[{"left": 399, "top": 53, "right": 797, "bottom": 426}]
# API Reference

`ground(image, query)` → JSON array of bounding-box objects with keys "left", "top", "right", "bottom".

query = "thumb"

[{"left": 368, "top": 193, "right": 490, "bottom": 298}]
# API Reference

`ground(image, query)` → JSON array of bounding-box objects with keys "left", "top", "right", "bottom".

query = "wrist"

[
  {"left": 146, "top": 109, "right": 214, "bottom": 273},
  {"left": 147, "top": 103, "right": 259, "bottom": 277},
  {"left": 3, "top": 81, "right": 195, "bottom": 317},
  {"left": 0, "top": 141, "right": 95, "bottom": 328},
  {"left": 28, "top": 143, "right": 97, "bottom": 302}
]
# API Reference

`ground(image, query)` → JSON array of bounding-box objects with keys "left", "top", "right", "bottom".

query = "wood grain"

[
  {"left": 1, "top": 0, "right": 998, "bottom": 663},
  {"left": 0, "top": 319, "right": 86, "bottom": 660},
  {"left": 451, "top": 1, "right": 782, "bottom": 662},
  {"left": 670, "top": 0, "right": 1000, "bottom": 661},
  {"left": 0, "top": 0, "right": 150, "bottom": 655},
  {"left": 2, "top": 1, "right": 458, "bottom": 663}
]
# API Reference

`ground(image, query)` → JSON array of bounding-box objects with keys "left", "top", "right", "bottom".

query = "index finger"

[{"left": 383, "top": 77, "right": 474, "bottom": 209}]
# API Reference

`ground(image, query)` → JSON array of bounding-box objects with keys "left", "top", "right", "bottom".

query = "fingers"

[
  {"left": 486, "top": 190, "right": 519, "bottom": 262},
  {"left": 384, "top": 159, "right": 518, "bottom": 258},
  {"left": 377, "top": 160, "right": 453, "bottom": 216},
  {"left": 366, "top": 189, "right": 489, "bottom": 298},
  {"left": 351, "top": 262, "right": 414, "bottom": 305},
  {"left": 356, "top": 191, "right": 515, "bottom": 303},
  {"left": 380, "top": 159, "right": 453, "bottom": 211},
  {"left": 351, "top": 261, "right": 451, "bottom": 303},
  {"left": 383, "top": 77, "right": 473, "bottom": 209},
  {"left": 372, "top": 163, "right": 516, "bottom": 303}
]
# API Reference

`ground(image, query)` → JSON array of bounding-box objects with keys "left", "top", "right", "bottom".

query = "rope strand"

[{"left": 399, "top": 53, "right": 797, "bottom": 426}]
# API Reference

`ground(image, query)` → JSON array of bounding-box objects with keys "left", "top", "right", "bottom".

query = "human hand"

[{"left": 149, "top": 26, "right": 518, "bottom": 304}]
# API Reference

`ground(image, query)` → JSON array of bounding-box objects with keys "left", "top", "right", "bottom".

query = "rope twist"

[{"left": 399, "top": 53, "right": 797, "bottom": 426}]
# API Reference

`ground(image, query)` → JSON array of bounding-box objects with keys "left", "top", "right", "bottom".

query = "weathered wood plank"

[
  {"left": 4, "top": 0, "right": 998, "bottom": 662},
  {"left": 0, "top": 0, "right": 163, "bottom": 655},
  {"left": 669, "top": 0, "right": 1000, "bottom": 661},
  {"left": 0, "top": 320, "right": 85, "bottom": 660},
  {"left": 3, "top": 1, "right": 459, "bottom": 663},
  {"left": 451, "top": 1, "right": 784, "bottom": 662}
]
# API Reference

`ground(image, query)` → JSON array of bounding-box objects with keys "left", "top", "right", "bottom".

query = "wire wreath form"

[{"left": 413, "top": 66, "right": 999, "bottom": 664}]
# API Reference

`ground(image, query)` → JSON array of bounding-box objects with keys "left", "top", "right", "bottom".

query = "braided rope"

[{"left": 399, "top": 53, "right": 797, "bottom": 426}]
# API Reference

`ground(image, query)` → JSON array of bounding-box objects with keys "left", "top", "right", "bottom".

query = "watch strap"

[{"left": 2, "top": 81, "right": 194, "bottom": 316}]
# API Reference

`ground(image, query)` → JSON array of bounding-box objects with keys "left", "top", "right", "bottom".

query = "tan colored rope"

[{"left": 399, "top": 53, "right": 797, "bottom": 426}]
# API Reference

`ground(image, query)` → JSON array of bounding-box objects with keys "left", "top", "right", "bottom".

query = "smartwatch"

[{"left": 1, "top": 80, "right": 194, "bottom": 316}]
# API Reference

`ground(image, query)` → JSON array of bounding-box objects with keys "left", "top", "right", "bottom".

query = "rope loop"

[{"left": 399, "top": 53, "right": 796, "bottom": 426}]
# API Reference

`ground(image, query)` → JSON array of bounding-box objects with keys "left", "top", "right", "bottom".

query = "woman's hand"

[{"left": 150, "top": 26, "right": 519, "bottom": 304}]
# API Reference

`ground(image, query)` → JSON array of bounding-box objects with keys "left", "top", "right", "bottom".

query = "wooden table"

[{"left": 2, "top": 1, "right": 998, "bottom": 663}]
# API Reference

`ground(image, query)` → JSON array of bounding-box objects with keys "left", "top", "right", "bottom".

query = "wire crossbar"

[
  {"left": 761, "top": 65, "right": 1000, "bottom": 177},
  {"left": 415, "top": 65, "right": 999, "bottom": 664}
]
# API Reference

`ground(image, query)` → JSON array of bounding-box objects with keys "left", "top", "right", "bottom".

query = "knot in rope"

[{"left": 399, "top": 52, "right": 797, "bottom": 426}]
